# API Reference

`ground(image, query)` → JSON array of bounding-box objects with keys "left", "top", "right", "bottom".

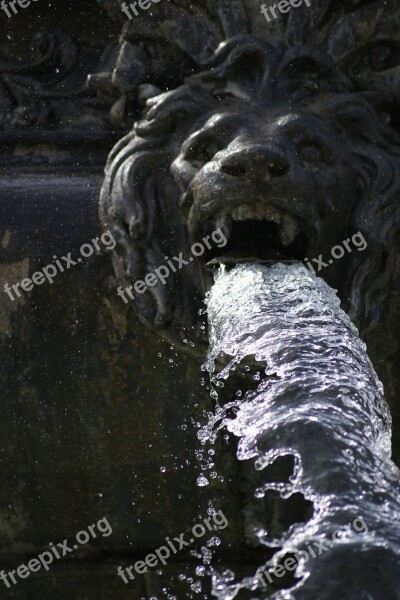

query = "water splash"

[{"left": 204, "top": 263, "right": 400, "bottom": 599}]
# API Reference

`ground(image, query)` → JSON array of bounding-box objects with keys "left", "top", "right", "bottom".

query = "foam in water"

[{"left": 203, "top": 262, "right": 400, "bottom": 599}]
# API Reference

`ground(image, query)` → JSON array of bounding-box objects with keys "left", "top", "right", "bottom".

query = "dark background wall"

[{"left": 0, "top": 4, "right": 251, "bottom": 598}]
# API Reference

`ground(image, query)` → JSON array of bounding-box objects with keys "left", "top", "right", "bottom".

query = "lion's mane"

[{"left": 100, "top": 36, "right": 400, "bottom": 344}]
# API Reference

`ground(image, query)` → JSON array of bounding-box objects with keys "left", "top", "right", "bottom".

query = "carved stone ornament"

[
  {"left": 98, "top": 0, "right": 400, "bottom": 349},
  {"left": 0, "top": 31, "right": 119, "bottom": 133}
]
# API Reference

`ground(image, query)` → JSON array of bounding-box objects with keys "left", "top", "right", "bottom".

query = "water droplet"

[
  {"left": 196, "top": 475, "right": 209, "bottom": 487},
  {"left": 254, "top": 487, "right": 265, "bottom": 498},
  {"left": 208, "top": 536, "right": 221, "bottom": 546},
  {"left": 190, "top": 581, "right": 202, "bottom": 593}
]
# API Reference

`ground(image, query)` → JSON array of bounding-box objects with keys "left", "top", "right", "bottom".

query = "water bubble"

[
  {"left": 191, "top": 581, "right": 202, "bottom": 593},
  {"left": 201, "top": 546, "right": 213, "bottom": 564},
  {"left": 254, "top": 487, "right": 265, "bottom": 498},
  {"left": 196, "top": 475, "right": 209, "bottom": 487},
  {"left": 208, "top": 536, "right": 221, "bottom": 546}
]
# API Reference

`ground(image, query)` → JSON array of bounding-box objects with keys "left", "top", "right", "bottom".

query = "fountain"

[
  {"left": 97, "top": 0, "right": 400, "bottom": 596},
  {"left": 202, "top": 263, "right": 400, "bottom": 598},
  {"left": 0, "top": 1, "right": 399, "bottom": 598}
]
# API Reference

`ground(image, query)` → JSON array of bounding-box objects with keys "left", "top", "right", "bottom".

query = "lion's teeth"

[
  {"left": 230, "top": 205, "right": 256, "bottom": 220},
  {"left": 230, "top": 204, "right": 282, "bottom": 223},
  {"left": 279, "top": 215, "right": 299, "bottom": 247},
  {"left": 225, "top": 204, "right": 299, "bottom": 247},
  {"left": 263, "top": 206, "right": 282, "bottom": 224},
  {"left": 215, "top": 214, "right": 232, "bottom": 239}
]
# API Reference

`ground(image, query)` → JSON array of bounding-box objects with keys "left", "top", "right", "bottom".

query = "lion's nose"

[{"left": 220, "top": 148, "right": 290, "bottom": 179}]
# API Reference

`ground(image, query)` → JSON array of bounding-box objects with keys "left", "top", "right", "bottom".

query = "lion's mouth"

[{"left": 202, "top": 203, "right": 309, "bottom": 268}]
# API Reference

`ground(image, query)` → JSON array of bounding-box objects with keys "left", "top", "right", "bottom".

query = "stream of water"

[{"left": 202, "top": 262, "right": 400, "bottom": 599}]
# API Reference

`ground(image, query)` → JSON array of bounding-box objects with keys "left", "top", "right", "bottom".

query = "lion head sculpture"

[{"left": 99, "top": 32, "right": 400, "bottom": 348}]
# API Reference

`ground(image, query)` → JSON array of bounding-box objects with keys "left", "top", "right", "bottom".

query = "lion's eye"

[
  {"left": 298, "top": 143, "right": 324, "bottom": 166},
  {"left": 353, "top": 43, "right": 400, "bottom": 75},
  {"left": 370, "top": 44, "right": 399, "bottom": 72},
  {"left": 212, "top": 90, "right": 238, "bottom": 101},
  {"left": 297, "top": 80, "right": 319, "bottom": 94}
]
